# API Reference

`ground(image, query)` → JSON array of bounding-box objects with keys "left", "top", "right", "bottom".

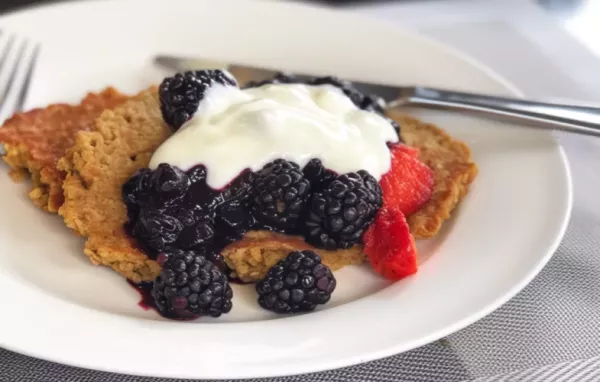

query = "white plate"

[{"left": 0, "top": 0, "right": 572, "bottom": 379}]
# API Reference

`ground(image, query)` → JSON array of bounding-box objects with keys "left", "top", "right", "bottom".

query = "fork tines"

[{"left": 0, "top": 31, "right": 39, "bottom": 124}]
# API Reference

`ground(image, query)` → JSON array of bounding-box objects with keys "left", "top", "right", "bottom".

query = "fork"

[{"left": 0, "top": 32, "right": 40, "bottom": 124}]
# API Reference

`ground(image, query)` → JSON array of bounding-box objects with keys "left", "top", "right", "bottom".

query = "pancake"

[
  {"left": 0, "top": 88, "right": 128, "bottom": 212},
  {"left": 58, "top": 88, "right": 167, "bottom": 282},
  {"left": 4, "top": 88, "right": 477, "bottom": 282},
  {"left": 389, "top": 112, "right": 478, "bottom": 239}
]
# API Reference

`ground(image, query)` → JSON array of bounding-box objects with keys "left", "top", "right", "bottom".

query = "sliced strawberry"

[
  {"left": 380, "top": 144, "right": 434, "bottom": 216},
  {"left": 363, "top": 206, "right": 417, "bottom": 281}
]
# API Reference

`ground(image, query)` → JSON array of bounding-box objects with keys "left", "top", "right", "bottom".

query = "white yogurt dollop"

[{"left": 149, "top": 83, "right": 399, "bottom": 189}]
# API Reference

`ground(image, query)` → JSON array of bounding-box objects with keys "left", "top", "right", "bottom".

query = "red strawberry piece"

[
  {"left": 380, "top": 144, "right": 434, "bottom": 216},
  {"left": 363, "top": 206, "right": 417, "bottom": 281}
]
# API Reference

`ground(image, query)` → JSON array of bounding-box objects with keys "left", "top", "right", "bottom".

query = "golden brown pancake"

[
  {"left": 389, "top": 112, "right": 478, "bottom": 239},
  {"left": 58, "top": 88, "right": 167, "bottom": 282},
  {"left": 4, "top": 87, "right": 477, "bottom": 282},
  {"left": 222, "top": 231, "right": 365, "bottom": 282},
  {"left": 0, "top": 88, "right": 128, "bottom": 212}
]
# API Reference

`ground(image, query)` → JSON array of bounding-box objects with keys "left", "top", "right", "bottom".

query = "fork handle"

[{"left": 391, "top": 87, "right": 600, "bottom": 137}]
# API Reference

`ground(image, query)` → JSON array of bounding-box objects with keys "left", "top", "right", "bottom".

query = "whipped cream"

[{"left": 149, "top": 83, "right": 399, "bottom": 189}]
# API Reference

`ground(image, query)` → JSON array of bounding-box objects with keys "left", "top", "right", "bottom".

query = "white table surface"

[{"left": 351, "top": 0, "right": 600, "bottom": 102}]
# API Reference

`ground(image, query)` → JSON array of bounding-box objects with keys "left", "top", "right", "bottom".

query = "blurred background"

[
  {"left": 0, "top": 0, "right": 597, "bottom": 99},
  {"left": 1, "top": 0, "right": 597, "bottom": 61}
]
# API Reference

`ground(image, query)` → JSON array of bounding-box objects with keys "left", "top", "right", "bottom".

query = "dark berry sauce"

[
  {"left": 122, "top": 164, "right": 255, "bottom": 261},
  {"left": 227, "top": 276, "right": 254, "bottom": 285},
  {"left": 127, "top": 281, "right": 155, "bottom": 311},
  {"left": 122, "top": 158, "right": 381, "bottom": 316}
]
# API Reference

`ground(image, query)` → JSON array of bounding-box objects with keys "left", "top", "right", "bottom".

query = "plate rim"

[{"left": 0, "top": 0, "right": 573, "bottom": 379}]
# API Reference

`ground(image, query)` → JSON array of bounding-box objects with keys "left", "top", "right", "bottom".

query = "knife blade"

[
  {"left": 154, "top": 55, "right": 401, "bottom": 102},
  {"left": 153, "top": 55, "right": 600, "bottom": 137}
]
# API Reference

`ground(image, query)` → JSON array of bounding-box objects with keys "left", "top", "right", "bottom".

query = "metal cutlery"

[
  {"left": 155, "top": 54, "right": 600, "bottom": 137},
  {"left": 0, "top": 32, "right": 39, "bottom": 120},
  {"left": 0, "top": 32, "right": 39, "bottom": 155}
]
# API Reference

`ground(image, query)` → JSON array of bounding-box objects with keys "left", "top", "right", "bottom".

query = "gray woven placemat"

[
  {"left": 0, "top": 340, "right": 471, "bottom": 382},
  {"left": 447, "top": 133, "right": 600, "bottom": 378},
  {"left": 473, "top": 356, "right": 600, "bottom": 382}
]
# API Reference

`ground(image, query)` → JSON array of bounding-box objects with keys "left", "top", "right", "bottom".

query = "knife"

[
  {"left": 154, "top": 55, "right": 401, "bottom": 101},
  {"left": 154, "top": 54, "right": 600, "bottom": 137}
]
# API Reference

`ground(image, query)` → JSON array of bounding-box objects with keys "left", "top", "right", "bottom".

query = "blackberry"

[
  {"left": 123, "top": 162, "right": 260, "bottom": 262},
  {"left": 132, "top": 208, "right": 184, "bottom": 255},
  {"left": 155, "top": 247, "right": 228, "bottom": 273},
  {"left": 256, "top": 250, "right": 336, "bottom": 314},
  {"left": 155, "top": 246, "right": 217, "bottom": 265},
  {"left": 219, "top": 169, "right": 256, "bottom": 205},
  {"left": 122, "top": 168, "right": 153, "bottom": 220},
  {"left": 304, "top": 171, "right": 382, "bottom": 250},
  {"left": 159, "top": 70, "right": 237, "bottom": 129},
  {"left": 244, "top": 72, "right": 299, "bottom": 88},
  {"left": 302, "top": 159, "right": 336, "bottom": 193},
  {"left": 149, "top": 163, "right": 190, "bottom": 205},
  {"left": 213, "top": 170, "right": 256, "bottom": 244},
  {"left": 122, "top": 163, "right": 190, "bottom": 214},
  {"left": 151, "top": 249, "right": 233, "bottom": 319},
  {"left": 251, "top": 159, "right": 310, "bottom": 233},
  {"left": 176, "top": 215, "right": 216, "bottom": 250},
  {"left": 215, "top": 200, "right": 255, "bottom": 245},
  {"left": 123, "top": 164, "right": 218, "bottom": 255},
  {"left": 183, "top": 165, "right": 222, "bottom": 211}
]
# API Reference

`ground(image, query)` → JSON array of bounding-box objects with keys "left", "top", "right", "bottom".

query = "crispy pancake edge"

[
  {"left": 57, "top": 88, "right": 167, "bottom": 282},
  {"left": 0, "top": 88, "right": 128, "bottom": 212},
  {"left": 390, "top": 112, "right": 478, "bottom": 238}
]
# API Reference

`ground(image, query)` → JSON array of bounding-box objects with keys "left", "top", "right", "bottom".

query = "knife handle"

[{"left": 395, "top": 87, "right": 600, "bottom": 137}]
